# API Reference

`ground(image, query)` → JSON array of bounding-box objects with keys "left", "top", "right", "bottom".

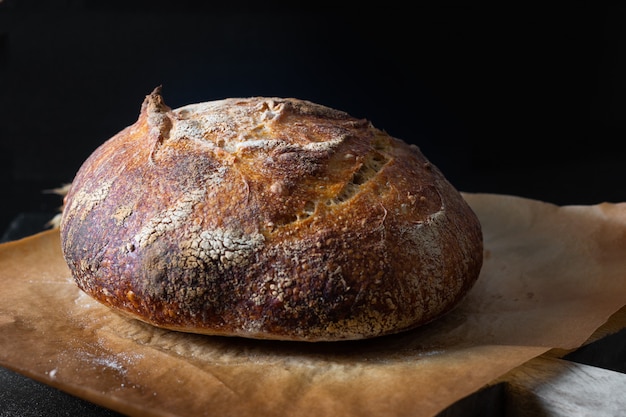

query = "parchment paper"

[{"left": 2, "top": 192, "right": 626, "bottom": 417}]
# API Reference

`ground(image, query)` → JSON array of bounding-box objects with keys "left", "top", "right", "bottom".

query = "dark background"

[{"left": 2, "top": 2, "right": 626, "bottom": 236}]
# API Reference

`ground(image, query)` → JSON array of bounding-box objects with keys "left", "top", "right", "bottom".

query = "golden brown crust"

[{"left": 59, "top": 87, "right": 483, "bottom": 341}]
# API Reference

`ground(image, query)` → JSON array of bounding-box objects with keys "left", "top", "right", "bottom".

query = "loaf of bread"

[{"left": 59, "top": 87, "right": 483, "bottom": 341}]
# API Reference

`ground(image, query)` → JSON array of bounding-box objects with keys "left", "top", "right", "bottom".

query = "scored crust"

[{"left": 59, "top": 87, "right": 483, "bottom": 341}]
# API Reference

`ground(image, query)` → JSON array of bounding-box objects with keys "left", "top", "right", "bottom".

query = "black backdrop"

[{"left": 2, "top": 2, "right": 626, "bottom": 236}]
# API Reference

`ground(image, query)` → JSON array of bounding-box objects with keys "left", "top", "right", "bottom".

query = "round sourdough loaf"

[{"left": 60, "top": 87, "right": 483, "bottom": 341}]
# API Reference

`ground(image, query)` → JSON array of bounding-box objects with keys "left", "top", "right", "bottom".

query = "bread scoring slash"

[{"left": 60, "top": 86, "right": 483, "bottom": 342}]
